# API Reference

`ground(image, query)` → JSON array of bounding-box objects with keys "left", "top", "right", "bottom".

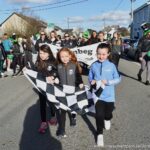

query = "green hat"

[
  {"left": 144, "top": 29, "right": 150, "bottom": 36},
  {"left": 82, "top": 30, "right": 89, "bottom": 39}
]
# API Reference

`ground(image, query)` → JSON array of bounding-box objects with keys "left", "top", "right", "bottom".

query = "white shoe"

[
  {"left": 105, "top": 120, "right": 111, "bottom": 130},
  {"left": 97, "top": 134, "right": 104, "bottom": 147}
]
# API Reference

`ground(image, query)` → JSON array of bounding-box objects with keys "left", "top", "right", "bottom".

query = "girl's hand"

[
  {"left": 46, "top": 76, "right": 54, "bottom": 84},
  {"left": 91, "top": 80, "right": 96, "bottom": 85},
  {"left": 79, "top": 83, "right": 84, "bottom": 89},
  {"left": 54, "top": 78, "right": 59, "bottom": 84},
  {"left": 101, "top": 80, "right": 107, "bottom": 85}
]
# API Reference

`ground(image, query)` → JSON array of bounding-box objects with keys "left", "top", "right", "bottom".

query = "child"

[
  {"left": 56, "top": 48, "right": 83, "bottom": 137},
  {"left": 35, "top": 44, "right": 58, "bottom": 133},
  {"left": 88, "top": 43, "right": 121, "bottom": 147}
]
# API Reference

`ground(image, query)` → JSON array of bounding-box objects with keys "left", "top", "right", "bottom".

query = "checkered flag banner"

[{"left": 23, "top": 68, "right": 105, "bottom": 114}]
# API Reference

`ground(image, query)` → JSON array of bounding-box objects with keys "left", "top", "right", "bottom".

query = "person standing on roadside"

[{"left": 137, "top": 29, "right": 150, "bottom": 85}]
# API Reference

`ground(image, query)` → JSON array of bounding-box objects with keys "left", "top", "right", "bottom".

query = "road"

[{"left": 0, "top": 58, "right": 150, "bottom": 150}]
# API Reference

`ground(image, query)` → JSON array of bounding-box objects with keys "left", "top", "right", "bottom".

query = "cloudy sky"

[{"left": 0, "top": 0, "right": 147, "bottom": 30}]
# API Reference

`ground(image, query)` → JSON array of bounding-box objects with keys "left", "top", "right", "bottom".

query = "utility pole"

[
  {"left": 67, "top": 17, "right": 70, "bottom": 29},
  {"left": 130, "top": 0, "right": 136, "bottom": 39},
  {"left": 103, "top": 17, "right": 106, "bottom": 29},
  {"left": 130, "top": 0, "right": 134, "bottom": 23}
]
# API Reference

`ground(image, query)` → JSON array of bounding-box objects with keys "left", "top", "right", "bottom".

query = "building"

[
  {"left": 0, "top": 12, "right": 47, "bottom": 36},
  {"left": 131, "top": 1, "right": 150, "bottom": 39}
]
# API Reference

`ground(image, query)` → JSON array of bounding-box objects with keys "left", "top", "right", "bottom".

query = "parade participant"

[
  {"left": 49, "top": 30, "right": 58, "bottom": 45},
  {"left": 56, "top": 48, "right": 83, "bottom": 137},
  {"left": 56, "top": 35, "right": 62, "bottom": 47},
  {"left": 35, "top": 31, "right": 50, "bottom": 52},
  {"left": 61, "top": 33, "right": 77, "bottom": 48},
  {"left": 2, "top": 33, "right": 13, "bottom": 72},
  {"left": 78, "top": 31, "right": 90, "bottom": 46},
  {"left": 0, "top": 39, "right": 5, "bottom": 77},
  {"left": 35, "top": 44, "right": 58, "bottom": 133},
  {"left": 110, "top": 31, "right": 122, "bottom": 68},
  {"left": 88, "top": 43, "right": 121, "bottom": 147},
  {"left": 97, "top": 31, "right": 107, "bottom": 43},
  {"left": 137, "top": 28, "right": 150, "bottom": 85},
  {"left": 88, "top": 30, "right": 98, "bottom": 44}
]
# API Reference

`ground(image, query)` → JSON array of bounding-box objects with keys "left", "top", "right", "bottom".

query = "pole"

[
  {"left": 131, "top": 0, "right": 133, "bottom": 23},
  {"left": 67, "top": 17, "right": 69, "bottom": 29}
]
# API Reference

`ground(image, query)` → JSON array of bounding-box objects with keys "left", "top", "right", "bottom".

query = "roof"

[
  {"left": 0, "top": 12, "right": 47, "bottom": 27},
  {"left": 133, "top": 2, "right": 150, "bottom": 14}
]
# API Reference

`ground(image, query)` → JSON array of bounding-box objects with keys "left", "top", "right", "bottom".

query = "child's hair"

[
  {"left": 96, "top": 43, "right": 113, "bottom": 61},
  {"left": 36, "top": 44, "right": 56, "bottom": 71},
  {"left": 57, "top": 48, "right": 82, "bottom": 73},
  {"left": 96, "top": 43, "right": 111, "bottom": 53}
]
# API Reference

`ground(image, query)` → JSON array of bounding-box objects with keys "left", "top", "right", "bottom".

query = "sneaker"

[
  {"left": 56, "top": 130, "right": 67, "bottom": 138},
  {"left": 1, "top": 72, "right": 4, "bottom": 78},
  {"left": 38, "top": 122, "right": 48, "bottom": 134},
  {"left": 48, "top": 117, "right": 57, "bottom": 126},
  {"left": 145, "top": 80, "right": 150, "bottom": 85},
  {"left": 104, "top": 120, "right": 111, "bottom": 130},
  {"left": 70, "top": 118, "right": 76, "bottom": 126},
  {"left": 97, "top": 134, "right": 104, "bottom": 147},
  {"left": 137, "top": 74, "right": 142, "bottom": 81}
]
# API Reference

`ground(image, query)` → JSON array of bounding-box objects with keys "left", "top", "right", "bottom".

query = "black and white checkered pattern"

[{"left": 23, "top": 68, "right": 105, "bottom": 114}]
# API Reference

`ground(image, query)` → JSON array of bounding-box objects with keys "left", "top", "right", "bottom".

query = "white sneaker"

[
  {"left": 105, "top": 120, "right": 111, "bottom": 130},
  {"left": 97, "top": 134, "right": 104, "bottom": 147}
]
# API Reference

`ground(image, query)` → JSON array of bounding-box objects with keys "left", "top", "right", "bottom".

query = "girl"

[
  {"left": 110, "top": 31, "right": 122, "bottom": 68},
  {"left": 88, "top": 43, "right": 121, "bottom": 147},
  {"left": 49, "top": 30, "right": 58, "bottom": 45},
  {"left": 56, "top": 48, "right": 83, "bottom": 137},
  {"left": 35, "top": 44, "right": 58, "bottom": 133}
]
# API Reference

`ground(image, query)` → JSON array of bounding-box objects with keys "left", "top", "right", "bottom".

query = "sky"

[{"left": 0, "top": 0, "right": 148, "bottom": 30}]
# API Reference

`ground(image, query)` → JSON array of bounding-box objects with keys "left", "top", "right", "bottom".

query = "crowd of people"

[
  {"left": 0, "top": 30, "right": 123, "bottom": 78},
  {"left": 26, "top": 42, "right": 121, "bottom": 147},
  {"left": 0, "top": 27, "right": 150, "bottom": 147}
]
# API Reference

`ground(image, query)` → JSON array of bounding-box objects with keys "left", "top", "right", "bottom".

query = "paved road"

[{"left": 0, "top": 59, "right": 150, "bottom": 150}]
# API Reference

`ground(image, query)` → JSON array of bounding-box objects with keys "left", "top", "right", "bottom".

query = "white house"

[{"left": 0, "top": 12, "right": 47, "bottom": 35}]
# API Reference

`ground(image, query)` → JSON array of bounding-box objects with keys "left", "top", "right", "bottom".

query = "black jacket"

[
  {"left": 137, "top": 36, "right": 150, "bottom": 53},
  {"left": 35, "top": 38, "right": 51, "bottom": 52},
  {"left": 34, "top": 59, "right": 58, "bottom": 79}
]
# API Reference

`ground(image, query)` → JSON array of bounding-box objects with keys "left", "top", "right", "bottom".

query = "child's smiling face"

[
  {"left": 60, "top": 51, "right": 71, "bottom": 64},
  {"left": 97, "top": 48, "right": 109, "bottom": 62}
]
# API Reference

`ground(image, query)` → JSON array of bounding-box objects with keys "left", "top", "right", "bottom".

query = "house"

[
  {"left": 131, "top": 1, "right": 150, "bottom": 39},
  {"left": 0, "top": 12, "right": 47, "bottom": 36}
]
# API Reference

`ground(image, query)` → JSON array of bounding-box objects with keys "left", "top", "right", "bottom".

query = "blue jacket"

[
  {"left": 88, "top": 59, "right": 121, "bottom": 102},
  {"left": 2, "top": 39, "right": 13, "bottom": 52}
]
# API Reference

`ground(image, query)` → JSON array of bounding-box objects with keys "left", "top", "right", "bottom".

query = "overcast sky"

[{"left": 0, "top": 0, "right": 147, "bottom": 30}]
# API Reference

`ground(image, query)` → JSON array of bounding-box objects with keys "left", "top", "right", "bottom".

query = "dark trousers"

[
  {"left": 95, "top": 100, "right": 114, "bottom": 135},
  {"left": 39, "top": 92, "right": 56, "bottom": 122},
  {"left": 57, "top": 109, "right": 76, "bottom": 133}
]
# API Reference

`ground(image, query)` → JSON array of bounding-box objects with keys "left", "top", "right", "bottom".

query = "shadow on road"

[
  {"left": 81, "top": 114, "right": 97, "bottom": 142},
  {"left": 19, "top": 100, "right": 62, "bottom": 150},
  {"left": 119, "top": 71, "right": 139, "bottom": 82}
]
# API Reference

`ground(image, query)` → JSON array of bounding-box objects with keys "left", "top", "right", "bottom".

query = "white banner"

[{"left": 49, "top": 43, "right": 100, "bottom": 66}]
